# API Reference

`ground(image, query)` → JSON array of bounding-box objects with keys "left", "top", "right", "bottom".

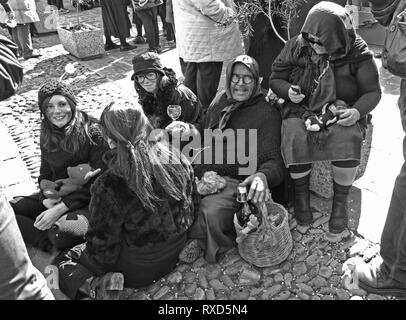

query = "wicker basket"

[{"left": 234, "top": 201, "right": 293, "bottom": 267}]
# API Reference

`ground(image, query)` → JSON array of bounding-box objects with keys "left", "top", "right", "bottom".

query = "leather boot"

[
  {"left": 329, "top": 182, "right": 351, "bottom": 233},
  {"left": 292, "top": 175, "right": 313, "bottom": 225},
  {"left": 79, "top": 272, "right": 124, "bottom": 300}
]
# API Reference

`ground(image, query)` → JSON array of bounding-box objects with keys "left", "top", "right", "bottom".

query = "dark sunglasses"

[
  {"left": 303, "top": 34, "right": 323, "bottom": 45},
  {"left": 135, "top": 72, "right": 158, "bottom": 84},
  {"left": 231, "top": 73, "right": 254, "bottom": 85}
]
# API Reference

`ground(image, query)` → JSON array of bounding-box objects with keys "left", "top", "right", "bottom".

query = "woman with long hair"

[
  {"left": 53, "top": 101, "right": 197, "bottom": 299},
  {"left": 10, "top": 80, "right": 109, "bottom": 252}
]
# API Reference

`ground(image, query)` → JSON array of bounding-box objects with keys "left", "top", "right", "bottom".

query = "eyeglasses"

[
  {"left": 231, "top": 73, "right": 254, "bottom": 85},
  {"left": 135, "top": 72, "right": 158, "bottom": 83}
]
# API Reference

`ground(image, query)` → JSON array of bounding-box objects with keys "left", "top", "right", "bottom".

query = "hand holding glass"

[{"left": 167, "top": 105, "right": 182, "bottom": 122}]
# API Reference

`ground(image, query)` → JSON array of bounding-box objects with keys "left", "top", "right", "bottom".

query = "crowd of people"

[{"left": 0, "top": 0, "right": 405, "bottom": 300}]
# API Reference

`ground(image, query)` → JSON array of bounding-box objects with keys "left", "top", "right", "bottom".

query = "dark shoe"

[
  {"left": 178, "top": 239, "right": 204, "bottom": 264},
  {"left": 355, "top": 257, "right": 406, "bottom": 296},
  {"left": 24, "top": 51, "right": 41, "bottom": 60},
  {"left": 104, "top": 43, "right": 119, "bottom": 51},
  {"left": 120, "top": 43, "right": 137, "bottom": 52},
  {"left": 88, "top": 272, "right": 124, "bottom": 300},
  {"left": 329, "top": 182, "right": 351, "bottom": 234},
  {"left": 292, "top": 175, "right": 313, "bottom": 225},
  {"left": 134, "top": 35, "right": 146, "bottom": 44}
]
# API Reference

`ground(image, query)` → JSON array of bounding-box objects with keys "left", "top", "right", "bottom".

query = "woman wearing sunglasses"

[
  {"left": 131, "top": 52, "right": 202, "bottom": 142},
  {"left": 269, "top": 1, "right": 381, "bottom": 237}
]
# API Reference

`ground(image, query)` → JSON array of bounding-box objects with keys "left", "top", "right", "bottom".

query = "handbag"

[{"left": 382, "top": 8, "right": 406, "bottom": 78}]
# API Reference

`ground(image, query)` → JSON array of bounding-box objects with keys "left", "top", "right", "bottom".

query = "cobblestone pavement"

[{"left": 0, "top": 5, "right": 404, "bottom": 301}]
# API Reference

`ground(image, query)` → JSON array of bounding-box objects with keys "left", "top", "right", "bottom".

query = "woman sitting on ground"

[
  {"left": 11, "top": 80, "right": 109, "bottom": 252},
  {"left": 181, "top": 54, "right": 285, "bottom": 264},
  {"left": 132, "top": 52, "right": 202, "bottom": 142},
  {"left": 269, "top": 1, "right": 381, "bottom": 236},
  {"left": 53, "top": 101, "right": 196, "bottom": 299}
]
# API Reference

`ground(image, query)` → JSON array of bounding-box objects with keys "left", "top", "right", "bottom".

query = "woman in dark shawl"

[
  {"left": 100, "top": 0, "right": 136, "bottom": 51},
  {"left": 269, "top": 1, "right": 381, "bottom": 236}
]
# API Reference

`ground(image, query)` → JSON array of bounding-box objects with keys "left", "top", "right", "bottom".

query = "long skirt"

[
  {"left": 100, "top": 0, "right": 131, "bottom": 39},
  {"left": 188, "top": 177, "right": 240, "bottom": 264},
  {"left": 281, "top": 117, "right": 363, "bottom": 167}
]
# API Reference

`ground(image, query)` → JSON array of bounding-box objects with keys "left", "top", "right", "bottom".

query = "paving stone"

[
  {"left": 312, "top": 295, "right": 321, "bottom": 300},
  {"left": 296, "top": 283, "right": 314, "bottom": 295},
  {"left": 292, "top": 230, "right": 303, "bottom": 242},
  {"left": 230, "top": 288, "right": 250, "bottom": 300},
  {"left": 184, "top": 271, "right": 197, "bottom": 284},
  {"left": 292, "top": 262, "right": 307, "bottom": 277},
  {"left": 367, "top": 294, "right": 385, "bottom": 300},
  {"left": 296, "top": 225, "right": 310, "bottom": 234},
  {"left": 295, "top": 274, "right": 311, "bottom": 283},
  {"left": 274, "top": 290, "right": 291, "bottom": 300},
  {"left": 146, "top": 282, "right": 161, "bottom": 296},
  {"left": 280, "top": 261, "right": 292, "bottom": 272},
  {"left": 262, "top": 285, "right": 282, "bottom": 300},
  {"left": 239, "top": 268, "right": 261, "bottom": 286},
  {"left": 319, "top": 266, "right": 333, "bottom": 279},
  {"left": 309, "top": 264, "right": 320, "bottom": 278},
  {"left": 284, "top": 273, "right": 293, "bottom": 287},
  {"left": 262, "top": 267, "right": 281, "bottom": 276},
  {"left": 263, "top": 277, "right": 274, "bottom": 289},
  {"left": 153, "top": 286, "right": 171, "bottom": 300},
  {"left": 297, "top": 292, "right": 311, "bottom": 300},
  {"left": 309, "top": 228, "right": 325, "bottom": 234},
  {"left": 209, "top": 279, "right": 229, "bottom": 292},
  {"left": 224, "top": 261, "right": 244, "bottom": 276},
  {"left": 220, "top": 275, "right": 235, "bottom": 289},
  {"left": 192, "top": 257, "right": 208, "bottom": 269},
  {"left": 205, "top": 288, "right": 216, "bottom": 300},
  {"left": 205, "top": 265, "right": 222, "bottom": 280},
  {"left": 167, "top": 271, "right": 183, "bottom": 284},
  {"left": 319, "top": 287, "right": 334, "bottom": 295},
  {"left": 250, "top": 287, "right": 264, "bottom": 297},
  {"left": 322, "top": 295, "right": 334, "bottom": 300},
  {"left": 219, "top": 250, "right": 242, "bottom": 268},
  {"left": 185, "top": 283, "right": 197, "bottom": 297},
  {"left": 306, "top": 254, "right": 322, "bottom": 267},
  {"left": 312, "top": 211, "right": 323, "bottom": 220},
  {"left": 330, "top": 275, "right": 342, "bottom": 287},
  {"left": 273, "top": 273, "right": 284, "bottom": 283},
  {"left": 335, "top": 288, "right": 350, "bottom": 300},
  {"left": 311, "top": 276, "right": 328, "bottom": 289},
  {"left": 350, "top": 296, "right": 364, "bottom": 300},
  {"left": 349, "top": 288, "right": 367, "bottom": 296},
  {"left": 198, "top": 272, "right": 209, "bottom": 289},
  {"left": 128, "top": 291, "right": 149, "bottom": 300}
]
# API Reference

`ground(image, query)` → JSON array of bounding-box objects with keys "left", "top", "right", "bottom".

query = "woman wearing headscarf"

[
  {"left": 269, "top": 2, "right": 381, "bottom": 235},
  {"left": 10, "top": 80, "right": 109, "bottom": 252},
  {"left": 53, "top": 101, "right": 196, "bottom": 299},
  {"left": 184, "top": 55, "right": 285, "bottom": 264}
]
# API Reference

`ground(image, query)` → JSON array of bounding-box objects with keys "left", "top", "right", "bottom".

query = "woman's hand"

[
  {"left": 42, "top": 198, "right": 61, "bottom": 209},
  {"left": 337, "top": 108, "right": 360, "bottom": 126},
  {"left": 34, "top": 202, "right": 69, "bottom": 231},
  {"left": 239, "top": 172, "right": 271, "bottom": 204},
  {"left": 288, "top": 85, "right": 305, "bottom": 104},
  {"left": 165, "top": 121, "right": 191, "bottom": 137}
]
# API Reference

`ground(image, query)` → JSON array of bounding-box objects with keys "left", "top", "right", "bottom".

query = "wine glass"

[{"left": 167, "top": 105, "right": 182, "bottom": 122}]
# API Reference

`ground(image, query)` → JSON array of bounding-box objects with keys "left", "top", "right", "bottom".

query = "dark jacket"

[
  {"left": 193, "top": 56, "right": 285, "bottom": 188},
  {"left": 38, "top": 116, "right": 109, "bottom": 211},
  {"left": 137, "top": 75, "right": 202, "bottom": 131},
  {"left": 85, "top": 150, "right": 195, "bottom": 267}
]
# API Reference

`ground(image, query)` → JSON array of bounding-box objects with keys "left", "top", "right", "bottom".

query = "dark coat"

[{"left": 38, "top": 116, "right": 109, "bottom": 211}]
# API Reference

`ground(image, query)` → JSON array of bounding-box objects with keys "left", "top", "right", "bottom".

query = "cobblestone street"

[{"left": 0, "top": 2, "right": 405, "bottom": 301}]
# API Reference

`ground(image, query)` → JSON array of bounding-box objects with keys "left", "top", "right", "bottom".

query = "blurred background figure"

[
  {"left": 100, "top": 0, "right": 136, "bottom": 51},
  {"left": 47, "top": 0, "right": 69, "bottom": 14}
]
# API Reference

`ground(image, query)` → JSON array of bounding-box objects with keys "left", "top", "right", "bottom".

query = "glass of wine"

[{"left": 167, "top": 105, "right": 182, "bottom": 122}]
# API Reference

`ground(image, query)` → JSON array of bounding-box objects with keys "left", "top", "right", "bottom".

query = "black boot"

[
  {"left": 329, "top": 182, "right": 351, "bottom": 233},
  {"left": 292, "top": 175, "right": 313, "bottom": 225}
]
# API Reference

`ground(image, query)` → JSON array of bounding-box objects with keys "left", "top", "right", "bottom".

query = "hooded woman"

[
  {"left": 10, "top": 80, "right": 109, "bottom": 252},
  {"left": 53, "top": 101, "right": 196, "bottom": 299},
  {"left": 269, "top": 1, "right": 381, "bottom": 236},
  {"left": 182, "top": 54, "right": 285, "bottom": 264}
]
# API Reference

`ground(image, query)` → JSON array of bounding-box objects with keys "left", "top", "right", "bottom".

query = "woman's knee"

[{"left": 48, "top": 212, "right": 89, "bottom": 250}]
